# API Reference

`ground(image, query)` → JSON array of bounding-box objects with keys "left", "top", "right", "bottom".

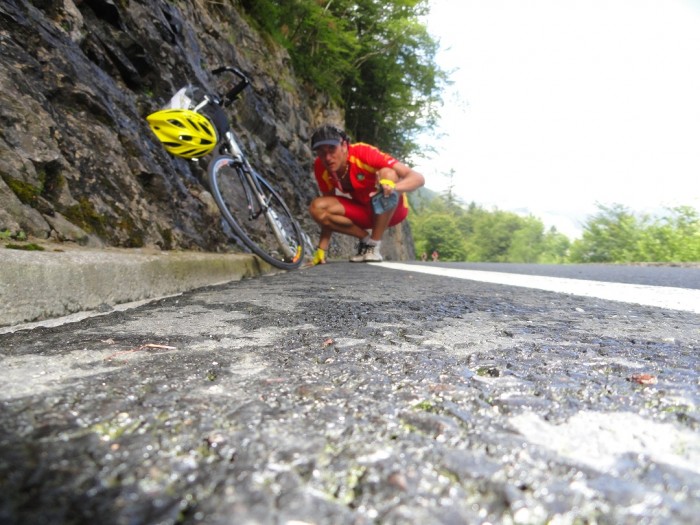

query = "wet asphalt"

[{"left": 1, "top": 262, "right": 698, "bottom": 525}]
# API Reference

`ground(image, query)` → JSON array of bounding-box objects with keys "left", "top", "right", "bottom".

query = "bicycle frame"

[
  {"left": 202, "top": 105, "right": 298, "bottom": 260},
  {"left": 160, "top": 66, "right": 304, "bottom": 267}
]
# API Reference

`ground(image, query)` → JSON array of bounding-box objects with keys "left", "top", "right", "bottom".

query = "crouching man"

[{"left": 308, "top": 124, "right": 425, "bottom": 264}]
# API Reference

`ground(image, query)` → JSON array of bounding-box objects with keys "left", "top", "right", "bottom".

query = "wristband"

[{"left": 378, "top": 178, "right": 396, "bottom": 189}]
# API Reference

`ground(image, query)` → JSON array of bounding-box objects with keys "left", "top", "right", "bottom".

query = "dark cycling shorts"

[{"left": 337, "top": 194, "right": 408, "bottom": 230}]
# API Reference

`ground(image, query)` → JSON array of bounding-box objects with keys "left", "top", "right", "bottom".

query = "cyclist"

[{"left": 308, "top": 124, "right": 425, "bottom": 264}]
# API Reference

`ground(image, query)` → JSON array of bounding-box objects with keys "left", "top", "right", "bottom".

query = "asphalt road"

[
  {"left": 1, "top": 262, "right": 698, "bottom": 524},
  {"left": 410, "top": 262, "right": 700, "bottom": 289}
]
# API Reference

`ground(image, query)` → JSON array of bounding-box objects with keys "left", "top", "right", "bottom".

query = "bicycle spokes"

[{"left": 208, "top": 154, "right": 304, "bottom": 269}]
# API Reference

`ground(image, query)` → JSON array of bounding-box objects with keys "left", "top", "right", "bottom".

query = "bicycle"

[{"left": 147, "top": 66, "right": 306, "bottom": 270}]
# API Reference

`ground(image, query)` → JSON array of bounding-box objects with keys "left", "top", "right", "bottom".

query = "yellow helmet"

[{"left": 146, "top": 109, "right": 218, "bottom": 159}]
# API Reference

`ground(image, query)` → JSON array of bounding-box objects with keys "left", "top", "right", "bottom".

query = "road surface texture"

[
  {"left": 419, "top": 262, "right": 700, "bottom": 289},
  {"left": 1, "top": 262, "right": 698, "bottom": 524}
]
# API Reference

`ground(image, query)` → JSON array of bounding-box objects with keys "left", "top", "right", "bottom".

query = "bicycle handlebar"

[{"left": 211, "top": 66, "right": 250, "bottom": 107}]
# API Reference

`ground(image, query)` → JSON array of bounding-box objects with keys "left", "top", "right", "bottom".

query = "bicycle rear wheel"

[{"left": 208, "top": 155, "right": 304, "bottom": 270}]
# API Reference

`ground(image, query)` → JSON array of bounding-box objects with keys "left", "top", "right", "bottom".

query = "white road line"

[{"left": 376, "top": 263, "right": 700, "bottom": 314}]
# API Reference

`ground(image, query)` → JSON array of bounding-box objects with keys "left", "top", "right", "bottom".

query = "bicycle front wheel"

[{"left": 208, "top": 155, "right": 305, "bottom": 270}]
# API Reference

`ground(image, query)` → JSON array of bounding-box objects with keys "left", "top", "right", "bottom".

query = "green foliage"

[
  {"left": 5, "top": 243, "right": 45, "bottom": 251},
  {"left": 0, "top": 229, "right": 27, "bottom": 241},
  {"left": 239, "top": 0, "right": 445, "bottom": 158},
  {"left": 410, "top": 190, "right": 700, "bottom": 263},
  {"left": 506, "top": 217, "right": 546, "bottom": 263},
  {"left": 465, "top": 209, "right": 526, "bottom": 262},
  {"left": 408, "top": 189, "right": 571, "bottom": 263},
  {"left": 240, "top": 0, "right": 359, "bottom": 100},
  {"left": 339, "top": 0, "right": 444, "bottom": 158},
  {"left": 539, "top": 228, "right": 572, "bottom": 264},
  {"left": 570, "top": 204, "right": 700, "bottom": 263},
  {"left": 569, "top": 203, "right": 640, "bottom": 262},
  {"left": 413, "top": 213, "right": 468, "bottom": 261}
]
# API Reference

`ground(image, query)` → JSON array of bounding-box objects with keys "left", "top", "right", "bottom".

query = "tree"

[
  {"left": 569, "top": 203, "right": 641, "bottom": 262},
  {"left": 636, "top": 206, "right": 700, "bottom": 262},
  {"left": 465, "top": 209, "right": 523, "bottom": 262},
  {"left": 441, "top": 169, "right": 459, "bottom": 207},
  {"left": 340, "top": 0, "right": 446, "bottom": 158},
  {"left": 539, "top": 227, "right": 571, "bottom": 263},
  {"left": 409, "top": 193, "right": 568, "bottom": 263},
  {"left": 239, "top": 0, "right": 446, "bottom": 160},
  {"left": 413, "top": 213, "right": 467, "bottom": 261},
  {"left": 507, "top": 217, "right": 545, "bottom": 263},
  {"left": 569, "top": 203, "right": 700, "bottom": 263},
  {"left": 239, "top": 0, "right": 361, "bottom": 101}
]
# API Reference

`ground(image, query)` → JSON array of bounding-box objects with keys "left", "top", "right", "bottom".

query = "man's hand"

[
  {"left": 372, "top": 167, "right": 398, "bottom": 198},
  {"left": 378, "top": 178, "right": 396, "bottom": 197}
]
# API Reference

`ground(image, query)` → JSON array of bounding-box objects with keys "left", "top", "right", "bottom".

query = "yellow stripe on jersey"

[
  {"left": 320, "top": 170, "right": 334, "bottom": 192},
  {"left": 349, "top": 155, "right": 378, "bottom": 174}
]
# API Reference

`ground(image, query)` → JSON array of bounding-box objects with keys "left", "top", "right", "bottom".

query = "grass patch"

[{"left": 6, "top": 243, "right": 45, "bottom": 251}]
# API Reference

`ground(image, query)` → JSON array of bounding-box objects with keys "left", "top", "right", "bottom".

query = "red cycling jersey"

[{"left": 314, "top": 143, "right": 398, "bottom": 205}]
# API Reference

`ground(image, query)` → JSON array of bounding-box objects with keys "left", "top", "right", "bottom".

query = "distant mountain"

[{"left": 407, "top": 186, "right": 440, "bottom": 211}]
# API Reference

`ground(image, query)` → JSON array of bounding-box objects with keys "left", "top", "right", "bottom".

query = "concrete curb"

[{"left": 0, "top": 245, "right": 275, "bottom": 329}]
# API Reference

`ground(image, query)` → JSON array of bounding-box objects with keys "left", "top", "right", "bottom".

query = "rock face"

[{"left": 0, "top": 0, "right": 415, "bottom": 260}]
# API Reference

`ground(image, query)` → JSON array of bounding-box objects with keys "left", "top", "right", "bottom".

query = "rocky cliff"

[{"left": 0, "top": 0, "right": 415, "bottom": 261}]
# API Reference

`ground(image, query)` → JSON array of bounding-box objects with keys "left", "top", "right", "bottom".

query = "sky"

[{"left": 413, "top": 0, "right": 700, "bottom": 239}]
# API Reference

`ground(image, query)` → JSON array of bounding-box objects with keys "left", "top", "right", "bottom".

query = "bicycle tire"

[{"left": 208, "top": 154, "right": 304, "bottom": 270}]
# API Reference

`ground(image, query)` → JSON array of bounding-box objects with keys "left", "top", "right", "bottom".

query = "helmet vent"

[{"left": 167, "top": 119, "right": 186, "bottom": 128}]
